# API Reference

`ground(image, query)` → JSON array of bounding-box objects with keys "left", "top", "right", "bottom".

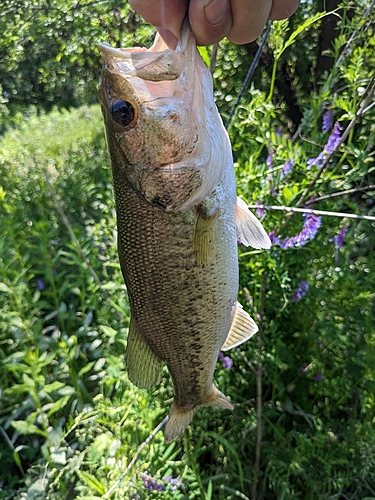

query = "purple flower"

[
  {"left": 280, "top": 158, "right": 295, "bottom": 180},
  {"left": 308, "top": 122, "right": 343, "bottom": 169},
  {"left": 37, "top": 279, "right": 45, "bottom": 291},
  {"left": 141, "top": 473, "right": 166, "bottom": 492},
  {"left": 332, "top": 224, "right": 349, "bottom": 248},
  {"left": 281, "top": 213, "right": 322, "bottom": 248},
  {"left": 266, "top": 153, "right": 273, "bottom": 169},
  {"left": 314, "top": 373, "right": 323, "bottom": 382},
  {"left": 218, "top": 352, "right": 233, "bottom": 370},
  {"left": 325, "top": 122, "right": 343, "bottom": 154},
  {"left": 322, "top": 109, "right": 333, "bottom": 133},
  {"left": 163, "top": 475, "right": 184, "bottom": 489},
  {"left": 222, "top": 356, "right": 233, "bottom": 370},
  {"left": 141, "top": 472, "right": 184, "bottom": 492},
  {"left": 291, "top": 280, "right": 309, "bottom": 302},
  {"left": 268, "top": 230, "right": 280, "bottom": 245}
]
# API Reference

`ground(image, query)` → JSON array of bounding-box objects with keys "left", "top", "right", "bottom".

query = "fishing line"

[{"left": 225, "top": 21, "right": 273, "bottom": 130}]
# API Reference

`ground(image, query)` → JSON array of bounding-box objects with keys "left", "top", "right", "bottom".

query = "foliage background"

[{"left": 1, "top": 1, "right": 375, "bottom": 499}]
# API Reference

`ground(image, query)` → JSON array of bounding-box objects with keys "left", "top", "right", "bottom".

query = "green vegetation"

[{"left": 1, "top": 1, "right": 375, "bottom": 499}]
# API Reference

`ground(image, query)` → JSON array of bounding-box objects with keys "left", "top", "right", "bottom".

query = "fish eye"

[{"left": 112, "top": 99, "right": 137, "bottom": 127}]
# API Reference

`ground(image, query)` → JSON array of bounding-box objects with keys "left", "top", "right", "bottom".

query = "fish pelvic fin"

[
  {"left": 126, "top": 317, "right": 164, "bottom": 389},
  {"left": 164, "top": 386, "right": 233, "bottom": 443},
  {"left": 221, "top": 301, "right": 258, "bottom": 351},
  {"left": 235, "top": 196, "right": 271, "bottom": 249}
]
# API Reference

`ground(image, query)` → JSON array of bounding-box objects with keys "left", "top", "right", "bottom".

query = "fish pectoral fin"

[
  {"left": 235, "top": 197, "right": 271, "bottom": 249},
  {"left": 194, "top": 201, "right": 219, "bottom": 266},
  {"left": 221, "top": 301, "right": 258, "bottom": 351},
  {"left": 126, "top": 317, "right": 164, "bottom": 389},
  {"left": 164, "top": 387, "right": 233, "bottom": 442}
]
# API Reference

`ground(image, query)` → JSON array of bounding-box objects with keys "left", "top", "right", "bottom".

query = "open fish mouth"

[{"left": 98, "top": 39, "right": 184, "bottom": 82}]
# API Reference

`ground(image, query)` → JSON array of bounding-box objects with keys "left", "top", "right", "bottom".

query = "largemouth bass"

[{"left": 98, "top": 21, "right": 271, "bottom": 442}]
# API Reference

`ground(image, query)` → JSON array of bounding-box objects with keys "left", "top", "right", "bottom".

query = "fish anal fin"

[
  {"left": 194, "top": 201, "right": 219, "bottom": 266},
  {"left": 200, "top": 386, "right": 234, "bottom": 410},
  {"left": 236, "top": 196, "right": 271, "bottom": 249},
  {"left": 221, "top": 301, "right": 258, "bottom": 351},
  {"left": 164, "top": 386, "right": 233, "bottom": 442},
  {"left": 126, "top": 317, "right": 163, "bottom": 389}
]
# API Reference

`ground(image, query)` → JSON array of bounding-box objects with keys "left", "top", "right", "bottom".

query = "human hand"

[{"left": 129, "top": 0, "right": 300, "bottom": 47}]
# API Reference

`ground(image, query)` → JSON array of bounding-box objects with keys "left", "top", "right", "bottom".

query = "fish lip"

[{"left": 98, "top": 42, "right": 152, "bottom": 61}]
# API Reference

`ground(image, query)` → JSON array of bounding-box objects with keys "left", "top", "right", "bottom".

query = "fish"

[{"left": 98, "top": 20, "right": 271, "bottom": 442}]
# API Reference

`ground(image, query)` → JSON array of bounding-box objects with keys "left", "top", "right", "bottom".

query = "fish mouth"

[
  {"left": 98, "top": 42, "right": 183, "bottom": 82},
  {"left": 99, "top": 19, "right": 195, "bottom": 82}
]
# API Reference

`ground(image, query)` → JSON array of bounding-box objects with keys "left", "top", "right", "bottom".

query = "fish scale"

[{"left": 99, "top": 20, "right": 271, "bottom": 441}]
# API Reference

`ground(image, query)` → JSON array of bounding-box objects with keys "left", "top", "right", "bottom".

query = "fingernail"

[{"left": 204, "top": 0, "right": 228, "bottom": 25}]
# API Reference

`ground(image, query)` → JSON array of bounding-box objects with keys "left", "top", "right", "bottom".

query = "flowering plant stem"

[{"left": 296, "top": 74, "right": 375, "bottom": 209}]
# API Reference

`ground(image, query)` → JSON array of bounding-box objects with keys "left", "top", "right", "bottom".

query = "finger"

[
  {"left": 227, "top": 0, "right": 272, "bottom": 44},
  {"left": 128, "top": 0, "right": 188, "bottom": 47},
  {"left": 269, "top": 0, "right": 300, "bottom": 20},
  {"left": 189, "top": 0, "right": 233, "bottom": 46}
]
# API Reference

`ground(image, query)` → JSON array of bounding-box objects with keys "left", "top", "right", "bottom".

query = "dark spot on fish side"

[{"left": 152, "top": 196, "right": 167, "bottom": 209}]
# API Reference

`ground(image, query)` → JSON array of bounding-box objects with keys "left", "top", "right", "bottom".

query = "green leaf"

[
  {"left": 51, "top": 449, "right": 67, "bottom": 465},
  {"left": 43, "top": 381, "right": 65, "bottom": 393},
  {"left": 206, "top": 479, "right": 213, "bottom": 500},
  {"left": 47, "top": 395, "right": 71, "bottom": 418},
  {"left": 77, "top": 471, "right": 106, "bottom": 495},
  {"left": 197, "top": 46, "right": 210, "bottom": 67},
  {"left": 11, "top": 421, "right": 48, "bottom": 438},
  {"left": 282, "top": 186, "right": 294, "bottom": 203},
  {"left": 278, "top": 11, "right": 328, "bottom": 57},
  {"left": 0, "top": 282, "right": 11, "bottom": 293}
]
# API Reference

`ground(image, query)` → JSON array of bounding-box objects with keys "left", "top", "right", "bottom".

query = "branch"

[
  {"left": 248, "top": 204, "right": 375, "bottom": 221},
  {"left": 306, "top": 184, "right": 375, "bottom": 205},
  {"left": 276, "top": 406, "right": 316, "bottom": 420}
]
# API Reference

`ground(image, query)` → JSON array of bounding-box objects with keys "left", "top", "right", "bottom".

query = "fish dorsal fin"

[
  {"left": 194, "top": 200, "right": 219, "bottom": 266},
  {"left": 235, "top": 197, "right": 271, "bottom": 249},
  {"left": 126, "top": 317, "right": 164, "bottom": 389},
  {"left": 221, "top": 302, "right": 258, "bottom": 351}
]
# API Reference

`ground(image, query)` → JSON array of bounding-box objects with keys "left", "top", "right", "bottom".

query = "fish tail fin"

[
  {"left": 164, "top": 404, "right": 196, "bottom": 443},
  {"left": 164, "top": 387, "right": 233, "bottom": 442}
]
